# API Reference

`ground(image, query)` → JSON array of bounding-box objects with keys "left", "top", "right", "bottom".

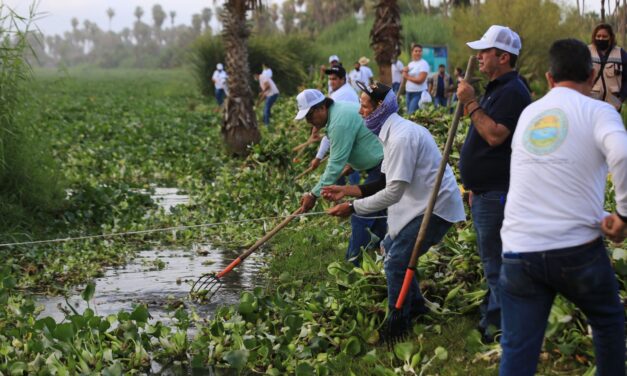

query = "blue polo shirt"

[{"left": 459, "top": 71, "right": 531, "bottom": 192}]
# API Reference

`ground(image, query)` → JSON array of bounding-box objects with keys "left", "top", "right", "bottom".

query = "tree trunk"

[
  {"left": 602, "top": 0, "right": 606, "bottom": 22},
  {"left": 370, "top": 0, "right": 401, "bottom": 86},
  {"left": 221, "top": 2, "right": 261, "bottom": 157}
]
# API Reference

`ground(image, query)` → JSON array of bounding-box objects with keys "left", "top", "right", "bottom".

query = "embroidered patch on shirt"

[{"left": 523, "top": 108, "right": 568, "bottom": 155}]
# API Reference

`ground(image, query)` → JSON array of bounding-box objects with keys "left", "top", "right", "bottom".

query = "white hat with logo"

[
  {"left": 294, "top": 89, "right": 325, "bottom": 120},
  {"left": 466, "top": 25, "right": 522, "bottom": 55},
  {"left": 216, "top": 63, "right": 224, "bottom": 70},
  {"left": 328, "top": 55, "right": 340, "bottom": 63}
]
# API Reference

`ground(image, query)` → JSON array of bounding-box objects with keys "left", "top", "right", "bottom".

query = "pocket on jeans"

[
  {"left": 499, "top": 260, "right": 535, "bottom": 296},
  {"left": 559, "top": 251, "right": 614, "bottom": 295}
]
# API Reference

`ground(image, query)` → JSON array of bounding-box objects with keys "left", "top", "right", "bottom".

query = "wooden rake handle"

[
  {"left": 216, "top": 208, "right": 303, "bottom": 279},
  {"left": 395, "top": 56, "right": 478, "bottom": 310},
  {"left": 294, "top": 156, "right": 328, "bottom": 181},
  {"left": 396, "top": 76, "right": 406, "bottom": 101}
]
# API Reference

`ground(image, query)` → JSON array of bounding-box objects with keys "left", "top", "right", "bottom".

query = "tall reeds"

[{"left": 0, "top": 3, "right": 64, "bottom": 230}]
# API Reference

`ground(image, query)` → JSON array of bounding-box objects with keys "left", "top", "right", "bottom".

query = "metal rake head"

[
  {"left": 383, "top": 309, "right": 410, "bottom": 348},
  {"left": 189, "top": 272, "right": 223, "bottom": 302}
]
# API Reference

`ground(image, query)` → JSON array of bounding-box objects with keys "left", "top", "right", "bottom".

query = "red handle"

[
  {"left": 216, "top": 257, "right": 242, "bottom": 279},
  {"left": 394, "top": 268, "right": 416, "bottom": 310}
]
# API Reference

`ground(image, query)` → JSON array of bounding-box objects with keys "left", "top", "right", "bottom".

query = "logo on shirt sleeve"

[{"left": 522, "top": 109, "right": 568, "bottom": 155}]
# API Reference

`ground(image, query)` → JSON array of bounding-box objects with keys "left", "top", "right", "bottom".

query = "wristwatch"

[{"left": 348, "top": 201, "right": 356, "bottom": 213}]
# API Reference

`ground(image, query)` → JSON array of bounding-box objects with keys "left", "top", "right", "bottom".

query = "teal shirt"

[{"left": 312, "top": 102, "right": 384, "bottom": 196}]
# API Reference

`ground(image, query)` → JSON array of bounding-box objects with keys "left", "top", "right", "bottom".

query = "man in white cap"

[
  {"left": 295, "top": 89, "right": 386, "bottom": 265},
  {"left": 212, "top": 63, "right": 228, "bottom": 106},
  {"left": 456, "top": 25, "right": 531, "bottom": 342}
]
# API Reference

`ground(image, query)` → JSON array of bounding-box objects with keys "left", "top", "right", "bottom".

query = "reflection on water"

[
  {"left": 150, "top": 187, "right": 189, "bottom": 212},
  {"left": 37, "top": 245, "right": 263, "bottom": 325}
]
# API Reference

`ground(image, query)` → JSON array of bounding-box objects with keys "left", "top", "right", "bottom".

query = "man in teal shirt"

[{"left": 295, "top": 89, "right": 386, "bottom": 265}]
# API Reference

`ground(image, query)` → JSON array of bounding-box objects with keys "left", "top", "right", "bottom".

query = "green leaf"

[
  {"left": 81, "top": 281, "right": 95, "bottom": 302},
  {"left": 53, "top": 323, "right": 75, "bottom": 342},
  {"left": 393, "top": 341, "right": 416, "bottom": 362},
  {"left": 434, "top": 346, "right": 448, "bottom": 360},
  {"left": 9, "top": 361, "right": 26, "bottom": 375},
  {"left": 130, "top": 304, "right": 150, "bottom": 323},
  {"left": 342, "top": 336, "right": 361, "bottom": 356},
  {"left": 222, "top": 349, "right": 249, "bottom": 370},
  {"left": 295, "top": 362, "right": 315, "bottom": 376}
]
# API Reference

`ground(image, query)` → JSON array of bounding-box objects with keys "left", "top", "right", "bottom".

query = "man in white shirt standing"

[
  {"left": 403, "top": 44, "right": 430, "bottom": 114},
  {"left": 391, "top": 58, "right": 404, "bottom": 94},
  {"left": 254, "top": 72, "right": 280, "bottom": 127},
  {"left": 348, "top": 61, "right": 363, "bottom": 92},
  {"left": 499, "top": 39, "right": 626, "bottom": 376},
  {"left": 212, "top": 63, "right": 228, "bottom": 106},
  {"left": 359, "top": 56, "right": 374, "bottom": 85}
]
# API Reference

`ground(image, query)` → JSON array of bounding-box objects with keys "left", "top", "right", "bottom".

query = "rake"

[
  {"left": 385, "top": 55, "right": 478, "bottom": 344},
  {"left": 190, "top": 207, "right": 303, "bottom": 301}
]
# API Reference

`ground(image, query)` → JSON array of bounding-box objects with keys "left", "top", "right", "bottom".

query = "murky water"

[
  {"left": 38, "top": 188, "right": 258, "bottom": 325},
  {"left": 38, "top": 245, "right": 263, "bottom": 324},
  {"left": 150, "top": 187, "right": 189, "bottom": 212}
]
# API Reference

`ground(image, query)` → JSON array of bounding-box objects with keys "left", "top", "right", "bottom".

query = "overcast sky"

[{"left": 3, "top": 0, "right": 602, "bottom": 37}]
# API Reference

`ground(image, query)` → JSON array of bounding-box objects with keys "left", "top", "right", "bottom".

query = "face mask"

[{"left": 595, "top": 39, "right": 610, "bottom": 51}]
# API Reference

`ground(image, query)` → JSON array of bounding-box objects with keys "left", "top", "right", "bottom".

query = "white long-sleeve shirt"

[
  {"left": 354, "top": 113, "right": 465, "bottom": 239},
  {"left": 501, "top": 86, "right": 627, "bottom": 253}
]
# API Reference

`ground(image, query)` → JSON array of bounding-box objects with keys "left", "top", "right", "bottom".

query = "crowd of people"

[
  {"left": 209, "top": 23, "right": 627, "bottom": 376},
  {"left": 293, "top": 24, "right": 626, "bottom": 376}
]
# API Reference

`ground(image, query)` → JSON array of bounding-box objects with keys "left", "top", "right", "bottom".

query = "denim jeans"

[
  {"left": 471, "top": 190, "right": 507, "bottom": 333},
  {"left": 433, "top": 95, "right": 448, "bottom": 108},
  {"left": 263, "top": 94, "right": 279, "bottom": 125},
  {"left": 499, "top": 239, "right": 625, "bottom": 376},
  {"left": 382, "top": 214, "right": 453, "bottom": 319},
  {"left": 406, "top": 91, "right": 422, "bottom": 114},
  {"left": 346, "top": 164, "right": 387, "bottom": 266},
  {"left": 392, "top": 82, "right": 401, "bottom": 94},
  {"left": 215, "top": 88, "right": 225, "bottom": 106},
  {"left": 335, "top": 171, "right": 361, "bottom": 186}
]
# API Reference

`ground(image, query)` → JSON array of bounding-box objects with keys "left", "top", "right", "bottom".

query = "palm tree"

[
  {"left": 134, "top": 6, "right": 144, "bottom": 23},
  {"left": 221, "top": 0, "right": 263, "bottom": 156},
  {"left": 169, "top": 10, "right": 177, "bottom": 27},
  {"left": 201, "top": 7, "right": 213, "bottom": 31},
  {"left": 370, "top": 0, "right": 401, "bottom": 85},
  {"left": 106, "top": 8, "right": 115, "bottom": 31}
]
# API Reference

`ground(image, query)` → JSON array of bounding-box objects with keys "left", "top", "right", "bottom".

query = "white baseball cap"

[
  {"left": 294, "top": 89, "right": 325, "bottom": 120},
  {"left": 466, "top": 25, "right": 521, "bottom": 55},
  {"left": 216, "top": 63, "right": 224, "bottom": 70},
  {"left": 328, "top": 55, "right": 340, "bottom": 63}
]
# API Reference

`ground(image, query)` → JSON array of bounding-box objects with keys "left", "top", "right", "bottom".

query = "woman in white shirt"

[{"left": 403, "top": 44, "right": 430, "bottom": 114}]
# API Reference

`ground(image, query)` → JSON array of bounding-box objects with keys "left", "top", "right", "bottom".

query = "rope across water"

[{"left": 0, "top": 211, "right": 388, "bottom": 248}]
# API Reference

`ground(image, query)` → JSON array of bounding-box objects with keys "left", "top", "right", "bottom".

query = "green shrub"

[
  {"left": 0, "top": 5, "right": 65, "bottom": 229},
  {"left": 191, "top": 33, "right": 320, "bottom": 98}
]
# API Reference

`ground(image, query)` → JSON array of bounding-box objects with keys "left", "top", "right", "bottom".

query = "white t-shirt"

[
  {"left": 391, "top": 60, "right": 404, "bottom": 84},
  {"left": 405, "top": 59, "right": 430, "bottom": 92},
  {"left": 361, "top": 65, "right": 374, "bottom": 83},
  {"left": 259, "top": 75, "right": 279, "bottom": 97},
  {"left": 316, "top": 83, "right": 360, "bottom": 159},
  {"left": 261, "top": 68, "right": 273, "bottom": 78},
  {"left": 354, "top": 113, "right": 466, "bottom": 238},
  {"left": 212, "top": 70, "right": 228, "bottom": 90},
  {"left": 348, "top": 69, "right": 362, "bottom": 91},
  {"left": 501, "top": 87, "right": 627, "bottom": 253}
]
